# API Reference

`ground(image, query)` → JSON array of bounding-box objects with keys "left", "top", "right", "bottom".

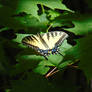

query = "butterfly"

[{"left": 22, "top": 31, "right": 68, "bottom": 60}]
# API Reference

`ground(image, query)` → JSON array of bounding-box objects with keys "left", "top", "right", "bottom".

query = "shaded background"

[{"left": 0, "top": 0, "right": 92, "bottom": 92}]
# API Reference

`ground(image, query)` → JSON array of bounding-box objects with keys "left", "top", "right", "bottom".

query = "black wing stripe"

[
  {"left": 55, "top": 33, "right": 67, "bottom": 46},
  {"left": 55, "top": 32, "right": 57, "bottom": 36},
  {"left": 22, "top": 36, "right": 34, "bottom": 45},
  {"left": 51, "top": 32, "right": 54, "bottom": 37},
  {"left": 26, "top": 36, "right": 31, "bottom": 41},
  {"left": 47, "top": 32, "right": 50, "bottom": 40},
  {"left": 26, "top": 36, "right": 33, "bottom": 41},
  {"left": 31, "top": 35, "right": 38, "bottom": 42},
  {"left": 37, "top": 33, "right": 49, "bottom": 48}
]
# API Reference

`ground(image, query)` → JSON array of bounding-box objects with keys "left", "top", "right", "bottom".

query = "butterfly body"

[
  {"left": 37, "top": 46, "right": 58, "bottom": 55},
  {"left": 22, "top": 31, "right": 68, "bottom": 60}
]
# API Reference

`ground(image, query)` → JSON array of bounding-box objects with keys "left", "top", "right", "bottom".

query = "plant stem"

[{"left": 41, "top": 4, "right": 45, "bottom": 14}]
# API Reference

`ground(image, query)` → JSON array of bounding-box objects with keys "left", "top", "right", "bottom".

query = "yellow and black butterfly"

[{"left": 22, "top": 31, "right": 68, "bottom": 60}]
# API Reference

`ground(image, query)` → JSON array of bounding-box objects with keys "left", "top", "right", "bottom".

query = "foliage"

[{"left": 0, "top": 0, "right": 92, "bottom": 92}]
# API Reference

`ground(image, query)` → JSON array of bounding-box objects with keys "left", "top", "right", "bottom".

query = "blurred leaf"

[
  {"left": 39, "top": 13, "right": 49, "bottom": 25},
  {"left": 16, "top": 0, "right": 39, "bottom": 19},
  {"left": 0, "top": 0, "right": 73, "bottom": 31},
  {"left": 63, "top": 34, "right": 92, "bottom": 80},
  {"left": 48, "top": 11, "right": 75, "bottom": 28},
  {"left": 63, "top": 41, "right": 80, "bottom": 63},
  {"left": 0, "top": 5, "right": 49, "bottom": 31},
  {"left": 10, "top": 72, "right": 77, "bottom": 92},
  {"left": 13, "top": 33, "right": 30, "bottom": 43},
  {"left": 38, "top": 60, "right": 54, "bottom": 66},
  {"left": 0, "top": 44, "right": 8, "bottom": 73},
  {"left": 0, "top": 0, "right": 72, "bottom": 24},
  {"left": 79, "top": 34, "right": 92, "bottom": 80},
  {"left": 0, "top": 39, "right": 13, "bottom": 74},
  {"left": 34, "top": 65, "right": 50, "bottom": 75},
  {"left": 10, "top": 72, "right": 57, "bottom": 92},
  {"left": 0, "top": 5, "right": 48, "bottom": 31},
  {"left": 65, "top": 14, "right": 92, "bottom": 35},
  {"left": 10, "top": 54, "right": 42, "bottom": 77},
  {"left": 58, "top": 60, "right": 72, "bottom": 69},
  {"left": 14, "top": 13, "right": 48, "bottom": 28},
  {"left": 0, "top": 27, "right": 9, "bottom": 32},
  {"left": 47, "top": 10, "right": 61, "bottom": 20},
  {"left": 0, "top": 6, "right": 27, "bottom": 30},
  {"left": 52, "top": 21, "right": 74, "bottom": 28},
  {"left": 15, "top": 0, "right": 72, "bottom": 19}
]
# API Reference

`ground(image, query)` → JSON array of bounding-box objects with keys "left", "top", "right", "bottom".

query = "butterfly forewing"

[
  {"left": 22, "top": 35, "right": 48, "bottom": 50},
  {"left": 42, "top": 31, "right": 68, "bottom": 49}
]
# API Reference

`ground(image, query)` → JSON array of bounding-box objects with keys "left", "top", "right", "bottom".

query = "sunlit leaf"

[{"left": 65, "top": 15, "right": 92, "bottom": 35}]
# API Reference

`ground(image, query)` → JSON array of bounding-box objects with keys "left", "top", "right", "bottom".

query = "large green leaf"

[
  {"left": 64, "top": 14, "right": 92, "bottom": 35},
  {"left": 79, "top": 34, "right": 92, "bottom": 80},
  {"left": 16, "top": 0, "right": 72, "bottom": 18},
  {"left": 0, "top": 0, "right": 73, "bottom": 31},
  {"left": 0, "top": 5, "right": 49, "bottom": 31},
  {"left": 62, "top": 34, "right": 92, "bottom": 80}
]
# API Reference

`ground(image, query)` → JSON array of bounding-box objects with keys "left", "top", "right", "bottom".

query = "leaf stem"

[
  {"left": 41, "top": 4, "right": 45, "bottom": 13},
  {"left": 46, "top": 23, "right": 53, "bottom": 32}
]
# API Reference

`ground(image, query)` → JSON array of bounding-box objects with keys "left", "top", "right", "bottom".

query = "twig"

[{"left": 45, "top": 67, "right": 58, "bottom": 78}]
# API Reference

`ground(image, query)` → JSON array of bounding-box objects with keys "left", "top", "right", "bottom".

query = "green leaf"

[
  {"left": 0, "top": 44, "right": 8, "bottom": 73},
  {"left": 16, "top": 0, "right": 39, "bottom": 19},
  {"left": 10, "top": 54, "right": 41, "bottom": 77},
  {"left": 5, "top": 89, "right": 11, "bottom": 92},
  {"left": 13, "top": 33, "right": 30, "bottom": 43},
  {"left": 63, "top": 41, "right": 80, "bottom": 63},
  {"left": 0, "top": 27, "right": 9, "bottom": 32},
  {"left": 0, "top": 0, "right": 73, "bottom": 31},
  {"left": 49, "top": 11, "right": 75, "bottom": 28},
  {"left": 58, "top": 60, "right": 73, "bottom": 69},
  {"left": 47, "top": 10, "right": 61, "bottom": 20},
  {"left": 63, "top": 34, "right": 92, "bottom": 81},
  {"left": 34, "top": 65, "right": 50, "bottom": 75},
  {"left": 15, "top": 0, "right": 73, "bottom": 18},
  {"left": 79, "top": 34, "right": 92, "bottom": 80},
  {"left": 0, "top": 5, "right": 48, "bottom": 31},
  {"left": 65, "top": 15, "right": 92, "bottom": 35}
]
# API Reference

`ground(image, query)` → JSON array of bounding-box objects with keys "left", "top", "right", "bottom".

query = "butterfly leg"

[
  {"left": 56, "top": 48, "right": 64, "bottom": 56},
  {"left": 43, "top": 54, "right": 48, "bottom": 60},
  {"left": 52, "top": 47, "right": 64, "bottom": 56},
  {"left": 57, "top": 51, "right": 64, "bottom": 56},
  {"left": 39, "top": 49, "right": 49, "bottom": 60}
]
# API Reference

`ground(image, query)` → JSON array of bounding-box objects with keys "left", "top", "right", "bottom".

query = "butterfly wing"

[
  {"left": 22, "top": 31, "right": 68, "bottom": 50},
  {"left": 22, "top": 34, "right": 50, "bottom": 50},
  {"left": 41, "top": 31, "right": 68, "bottom": 49}
]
